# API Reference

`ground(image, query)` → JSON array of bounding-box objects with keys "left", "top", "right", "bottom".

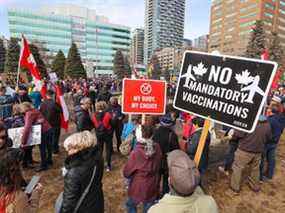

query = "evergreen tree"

[
  {"left": 0, "top": 39, "right": 6, "bottom": 73},
  {"left": 64, "top": 43, "right": 86, "bottom": 78},
  {"left": 52, "top": 50, "right": 66, "bottom": 79},
  {"left": 245, "top": 20, "right": 266, "bottom": 58},
  {"left": 124, "top": 55, "right": 132, "bottom": 78},
  {"left": 149, "top": 54, "right": 161, "bottom": 80},
  {"left": 113, "top": 50, "right": 125, "bottom": 79},
  {"left": 4, "top": 37, "right": 20, "bottom": 74},
  {"left": 29, "top": 43, "right": 47, "bottom": 78},
  {"left": 269, "top": 32, "right": 284, "bottom": 68}
]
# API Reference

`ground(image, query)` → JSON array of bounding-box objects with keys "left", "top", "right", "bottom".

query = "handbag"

[
  {"left": 119, "top": 131, "right": 135, "bottom": 156},
  {"left": 55, "top": 165, "right": 97, "bottom": 213}
]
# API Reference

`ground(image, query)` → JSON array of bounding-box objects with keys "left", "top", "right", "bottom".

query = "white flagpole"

[{"left": 16, "top": 35, "right": 24, "bottom": 90}]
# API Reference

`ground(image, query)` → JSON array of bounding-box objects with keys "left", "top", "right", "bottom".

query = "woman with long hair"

[{"left": 0, "top": 151, "right": 42, "bottom": 213}]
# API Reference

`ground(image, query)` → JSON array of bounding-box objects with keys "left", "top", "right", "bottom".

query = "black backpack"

[{"left": 94, "top": 111, "right": 108, "bottom": 137}]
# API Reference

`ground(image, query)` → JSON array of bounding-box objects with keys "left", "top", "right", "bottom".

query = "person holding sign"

[{"left": 20, "top": 102, "right": 53, "bottom": 172}]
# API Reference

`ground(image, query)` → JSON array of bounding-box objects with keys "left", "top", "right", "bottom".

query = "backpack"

[{"left": 94, "top": 111, "right": 108, "bottom": 137}]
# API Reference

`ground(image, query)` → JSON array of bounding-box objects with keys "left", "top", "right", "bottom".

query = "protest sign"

[
  {"left": 122, "top": 78, "right": 167, "bottom": 114},
  {"left": 8, "top": 125, "right": 41, "bottom": 148},
  {"left": 173, "top": 51, "right": 278, "bottom": 133}
]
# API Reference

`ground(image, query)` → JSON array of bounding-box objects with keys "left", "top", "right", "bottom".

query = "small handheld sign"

[
  {"left": 122, "top": 78, "right": 167, "bottom": 115},
  {"left": 173, "top": 51, "right": 278, "bottom": 133}
]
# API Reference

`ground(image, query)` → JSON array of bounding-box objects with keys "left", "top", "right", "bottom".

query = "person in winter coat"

[
  {"left": 73, "top": 89, "right": 84, "bottom": 107},
  {"left": 153, "top": 114, "right": 179, "bottom": 195},
  {"left": 97, "top": 86, "right": 112, "bottom": 103},
  {"left": 187, "top": 117, "right": 211, "bottom": 175},
  {"left": 60, "top": 131, "right": 104, "bottom": 213},
  {"left": 40, "top": 90, "right": 62, "bottom": 154},
  {"left": 92, "top": 101, "right": 113, "bottom": 171},
  {"left": 123, "top": 124, "right": 162, "bottom": 213},
  {"left": 148, "top": 150, "right": 218, "bottom": 213},
  {"left": 0, "top": 123, "right": 13, "bottom": 158},
  {"left": 15, "top": 85, "right": 32, "bottom": 104},
  {"left": 0, "top": 86, "right": 15, "bottom": 122},
  {"left": 74, "top": 97, "right": 94, "bottom": 132},
  {"left": 20, "top": 102, "right": 53, "bottom": 172},
  {"left": 109, "top": 97, "right": 125, "bottom": 152},
  {"left": 0, "top": 150, "right": 43, "bottom": 213},
  {"left": 29, "top": 87, "right": 42, "bottom": 109},
  {"left": 260, "top": 96, "right": 285, "bottom": 180},
  {"left": 230, "top": 115, "right": 272, "bottom": 193}
]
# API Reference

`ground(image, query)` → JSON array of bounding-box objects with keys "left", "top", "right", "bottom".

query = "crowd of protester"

[{"left": 0, "top": 77, "right": 285, "bottom": 213}]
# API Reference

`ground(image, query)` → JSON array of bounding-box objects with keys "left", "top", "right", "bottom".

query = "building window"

[
  {"left": 240, "top": 3, "right": 258, "bottom": 12},
  {"left": 265, "top": 3, "right": 275, "bottom": 10},
  {"left": 240, "top": 12, "right": 257, "bottom": 19},
  {"left": 240, "top": 20, "right": 256, "bottom": 28},
  {"left": 264, "top": 12, "right": 273, "bottom": 18},
  {"left": 279, "top": 9, "right": 285, "bottom": 15},
  {"left": 280, "top": 1, "right": 285, "bottom": 7}
]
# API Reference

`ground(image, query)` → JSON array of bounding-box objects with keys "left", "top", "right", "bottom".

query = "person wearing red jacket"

[
  {"left": 20, "top": 102, "right": 52, "bottom": 172},
  {"left": 123, "top": 124, "right": 162, "bottom": 213},
  {"left": 92, "top": 101, "right": 113, "bottom": 172}
]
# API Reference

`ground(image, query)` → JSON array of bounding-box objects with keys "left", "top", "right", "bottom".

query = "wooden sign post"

[{"left": 194, "top": 118, "right": 211, "bottom": 166}]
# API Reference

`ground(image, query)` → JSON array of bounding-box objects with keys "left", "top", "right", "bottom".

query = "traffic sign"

[
  {"left": 173, "top": 51, "right": 278, "bottom": 133},
  {"left": 122, "top": 78, "right": 167, "bottom": 114}
]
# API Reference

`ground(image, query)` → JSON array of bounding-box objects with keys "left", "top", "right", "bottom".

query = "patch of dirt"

[{"left": 23, "top": 125, "right": 285, "bottom": 213}]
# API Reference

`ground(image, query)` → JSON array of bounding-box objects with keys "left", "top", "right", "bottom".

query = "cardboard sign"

[
  {"left": 173, "top": 51, "right": 278, "bottom": 133},
  {"left": 8, "top": 125, "right": 41, "bottom": 148},
  {"left": 49, "top": 72, "right": 58, "bottom": 83},
  {"left": 122, "top": 78, "right": 167, "bottom": 114}
]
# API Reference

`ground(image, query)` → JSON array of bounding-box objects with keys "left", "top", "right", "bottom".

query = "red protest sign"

[{"left": 122, "top": 78, "right": 167, "bottom": 114}]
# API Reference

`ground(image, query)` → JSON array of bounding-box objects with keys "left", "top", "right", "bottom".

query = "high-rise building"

[
  {"left": 8, "top": 5, "right": 131, "bottom": 75},
  {"left": 193, "top": 34, "right": 209, "bottom": 51},
  {"left": 183, "top": 38, "right": 193, "bottom": 49},
  {"left": 155, "top": 47, "right": 181, "bottom": 72},
  {"left": 144, "top": 0, "right": 186, "bottom": 64},
  {"left": 130, "top": 28, "right": 144, "bottom": 65},
  {"left": 209, "top": 0, "right": 285, "bottom": 56}
]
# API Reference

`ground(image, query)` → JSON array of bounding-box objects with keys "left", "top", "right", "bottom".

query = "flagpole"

[{"left": 16, "top": 35, "right": 24, "bottom": 90}]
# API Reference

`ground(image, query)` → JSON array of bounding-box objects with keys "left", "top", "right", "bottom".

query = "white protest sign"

[
  {"left": 8, "top": 125, "right": 41, "bottom": 148},
  {"left": 49, "top": 72, "right": 58, "bottom": 83}
]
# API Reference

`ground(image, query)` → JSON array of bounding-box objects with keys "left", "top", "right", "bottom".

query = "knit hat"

[
  {"left": 159, "top": 114, "right": 175, "bottom": 127},
  {"left": 167, "top": 150, "right": 200, "bottom": 196}
]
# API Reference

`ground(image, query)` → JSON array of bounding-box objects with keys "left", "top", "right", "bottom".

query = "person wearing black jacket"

[
  {"left": 187, "top": 117, "right": 211, "bottom": 175},
  {"left": 40, "top": 90, "right": 62, "bottom": 154},
  {"left": 97, "top": 86, "right": 112, "bottom": 103},
  {"left": 15, "top": 85, "right": 32, "bottom": 104},
  {"left": 109, "top": 97, "right": 125, "bottom": 153},
  {"left": 153, "top": 114, "right": 179, "bottom": 195},
  {"left": 61, "top": 131, "right": 104, "bottom": 213},
  {"left": 74, "top": 98, "right": 94, "bottom": 132}
]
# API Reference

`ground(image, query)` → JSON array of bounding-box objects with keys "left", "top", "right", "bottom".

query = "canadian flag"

[
  {"left": 54, "top": 84, "right": 69, "bottom": 130},
  {"left": 19, "top": 35, "right": 46, "bottom": 98}
]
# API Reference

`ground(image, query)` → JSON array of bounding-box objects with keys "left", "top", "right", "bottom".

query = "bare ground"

[{"left": 23, "top": 124, "right": 285, "bottom": 213}]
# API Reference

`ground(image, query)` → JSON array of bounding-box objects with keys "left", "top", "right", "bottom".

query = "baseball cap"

[{"left": 167, "top": 150, "right": 200, "bottom": 196}]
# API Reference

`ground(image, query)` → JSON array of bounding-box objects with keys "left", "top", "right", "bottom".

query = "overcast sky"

[{"left": 0, "top": 0, "right": 211, "bottom": 40}]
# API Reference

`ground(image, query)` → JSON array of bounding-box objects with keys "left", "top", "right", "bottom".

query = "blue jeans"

[
  {"left": 224, "top": 141, "right": 239, "bottom": 171},
  {"left": 260, "top": 143, "right": 277, "bottom": 180},
  {"left": 126, "top": 197, "right": 156, "bottom": 213}
]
